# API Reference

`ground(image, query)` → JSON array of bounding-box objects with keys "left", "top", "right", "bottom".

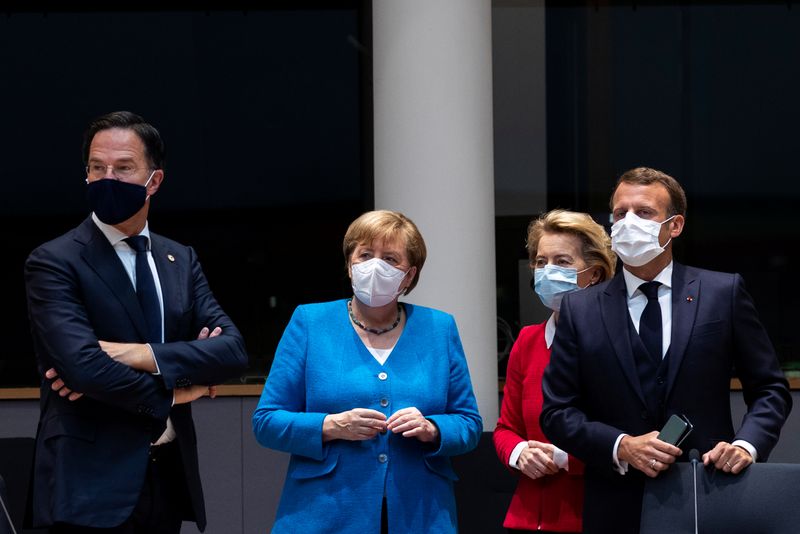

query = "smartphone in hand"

[{"left": 658, "top": 413, "right": 693, "bottom": 447}]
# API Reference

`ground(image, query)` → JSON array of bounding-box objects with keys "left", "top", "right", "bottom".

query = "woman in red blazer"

[{"left": 494, "top": 210, "right": 616, "bottom": 533}]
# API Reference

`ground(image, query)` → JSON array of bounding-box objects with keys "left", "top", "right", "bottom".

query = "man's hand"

[
  {"left": 197, "top": 326, "right": 222, "bottom": 340},
  {"left": 46, "top": 326, "right": 223, "bottom": 404},
  {"left": 174, "top": 385, "right": 216, "bottom": 405},
  {"left": 517, "top": 440, "right": 559, "bottom": 480},
  {"left": 386, "top": 407, "right": 440, "bottom": 443},
  {"left": 703, "top": 441, "right": 753, "bottom": 474},
  {"left": 45, "top": 368, "right": 83, "bottom": 401},
  {"left": 171, "top": 326, "right": 223, "bottom": 403},
  {"left": 323, "top": 408, "right": 388, "bottom": 442},
  {"left": 618, "top": 431, "right": 682, "bottom": 478},
  {"left": 99, "top": 341, "right": 157, "bottom": 373}
]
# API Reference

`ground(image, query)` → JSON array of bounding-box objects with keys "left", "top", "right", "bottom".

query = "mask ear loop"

[
  {"left": 576, "top": 266, "right": 595, "bottom": 289},
  {"left": 144, "top": 170, "right": 156, "bottom": 200},
  {"left": 658, "top": 215, "right": 677, "bottom": 250}
]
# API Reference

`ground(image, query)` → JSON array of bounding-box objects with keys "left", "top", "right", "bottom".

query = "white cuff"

[
  {"left": 553, "top": 446, "right": 569, "bottom": 471},
  {"left": 732, "top": 439, "right": 758, "bottom": 462},
  {"left": 613, "top": 434, "right": 629, "bottom": 475},
  {"left": 509, "top": 441, "right": 527, "bottom": 469},
  {"left": 147, "top": 343, "right": 161, "bottom": 375}
]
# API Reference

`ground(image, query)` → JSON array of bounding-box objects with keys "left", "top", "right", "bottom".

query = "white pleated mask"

[
  {"left": 611, "top": 212, "right": 675, "bottom": 267},
  {"left": 351, "top": 258, "right": 408, "bottom": 307}
]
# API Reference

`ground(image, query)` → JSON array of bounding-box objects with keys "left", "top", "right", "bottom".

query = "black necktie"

[
  {"left": 639, "top": 281, "right": 662, "bottom": 362},
  {"left": 125, "top": 235, "right": 162, "bottom": 343}
]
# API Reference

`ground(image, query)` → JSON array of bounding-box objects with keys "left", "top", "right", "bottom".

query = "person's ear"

[
  {"left": 146, "top": 169, "right": 164, "bottom": 196},
  {"left": 669, "top": 214, "right": 685, "bottom": 239}
]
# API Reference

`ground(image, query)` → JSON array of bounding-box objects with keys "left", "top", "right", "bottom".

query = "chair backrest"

[
  {"left": 641, "top": 462, "right": 800, "bottom": 534},
  {"left": 0, "top": 438, "right": 35, "bottom": 534}
]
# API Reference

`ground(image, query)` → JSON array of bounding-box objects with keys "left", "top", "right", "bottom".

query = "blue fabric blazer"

[
  {"left": 540, "top": 262, "right": 792, "bottom": 533},
  {"left": 252, "top": 299, "right": 482, "bottom": 533}
]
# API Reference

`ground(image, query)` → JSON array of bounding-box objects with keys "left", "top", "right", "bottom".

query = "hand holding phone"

[{"left": 657, "top": 413, "right": 693, "bottom": 447}]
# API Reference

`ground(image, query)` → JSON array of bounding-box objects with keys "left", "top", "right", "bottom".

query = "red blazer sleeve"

[
  {"left": 493, "top": 324, "right": 546, "bottom": 466},
  {"left": 494, "top": 323, "right": 585, "bottom": 474}
]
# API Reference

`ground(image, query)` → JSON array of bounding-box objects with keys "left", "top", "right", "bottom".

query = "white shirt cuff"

[
  {"left": 146, "top": 343, "right": 161, "bottom": 375},
  {"left": 509, "top": 441, "right": 527, "bottom": 469},
  {"left": 553, "top": 445, "right": 569, "bottom": 471},
  {"left": 732, "top": 439, "right": 758, "bottom": 461},
  {"left": 613, "top": 434, "right": 629, "bottom": 475}
]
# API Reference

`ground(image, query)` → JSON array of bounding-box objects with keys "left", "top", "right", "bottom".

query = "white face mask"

[
  {"left": 351, "top": 257, "right": 408, "bottom": 307},
  {"left": 611, "top": 212, "right": 675, "bottom": 267}
]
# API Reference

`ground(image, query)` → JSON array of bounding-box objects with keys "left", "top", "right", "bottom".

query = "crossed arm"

[{"left": 48, "top": 326, "right": 223, "bottom": 404}]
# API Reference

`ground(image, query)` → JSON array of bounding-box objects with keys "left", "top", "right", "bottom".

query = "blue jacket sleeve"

[
  {"left": 426, "top": 315, "right": 483, "bottom": 457},
  {"left": 251, "top": 306, "right": 329, "bottom": 460}
]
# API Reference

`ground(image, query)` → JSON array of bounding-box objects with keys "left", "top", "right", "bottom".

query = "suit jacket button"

[
  {"left": 378, "top": 372, "right": 388, "bottom": 381},
  {"left": 656, "top": 376, "right": 665, "bottom": 385},
  {"left": 378, "top": 453, "right": 388, "bottom": 463},
  {"left": 380, "top": 398, "right": 389, "bottom": 407}
]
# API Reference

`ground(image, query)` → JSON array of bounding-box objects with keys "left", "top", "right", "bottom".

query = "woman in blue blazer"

[{"left": 253, "top": 210, "right": 482, "bottom": 533}]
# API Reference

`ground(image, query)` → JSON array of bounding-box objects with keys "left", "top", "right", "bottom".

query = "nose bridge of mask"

[
  {"left": 612, "top": 211, "right": 664, "bottom": 238},
  {"left": 355, "top": 257, "right": 400, "bottom": 276},
  {"left": 537, "top": 264, "right": 578, "bottom": 284}
]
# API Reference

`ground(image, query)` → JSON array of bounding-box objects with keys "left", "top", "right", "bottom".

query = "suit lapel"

[
  {"left": 600, "top": 273, "right": 646, "bottom": 405},
  {"left": 150, "top": 234, "right": 185, "bottom": 343},
  {"left": 665, "top": 262, "right": 699, "bottom": 399},
  {"left": 78, "top": 218, "right": 149, "bottom": 341}
]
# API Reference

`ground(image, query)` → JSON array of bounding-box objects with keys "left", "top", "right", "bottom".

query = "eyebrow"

[
  {"left": 88, "top": 156, "right": 137, "bottom": 164},
  {"left": 536, "top": 254, "right": 574, "bottom": 261}
]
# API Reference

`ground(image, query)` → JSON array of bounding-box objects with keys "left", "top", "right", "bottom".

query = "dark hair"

[
  {"left": 82, "top": 111, "right": 165, "bottom": 169},
  {"left": 611, "top": 167, "right": 687, "bottom": 217}
]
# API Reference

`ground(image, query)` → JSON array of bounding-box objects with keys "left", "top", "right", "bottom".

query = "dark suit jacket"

[
  {"left": 540, "top": 262, "right": 792, "bottom": 534},
  {"left": 24, "top": 216, "right": 248, "bottom": 530}
]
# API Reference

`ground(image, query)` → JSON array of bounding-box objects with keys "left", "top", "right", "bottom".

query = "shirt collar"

[
  {"left": 621, "top": 260, "right": 673, "bottom": 299},
  {"left": 545, "top": 313, "right": 557, "bottom": 349},
  {"left": 91, "top": 212, "right": 151, "bottom": 248}
]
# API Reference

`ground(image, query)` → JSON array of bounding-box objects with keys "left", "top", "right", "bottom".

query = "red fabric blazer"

[{"left": 493, "top": 322, "right": 584, "bottom": 532}]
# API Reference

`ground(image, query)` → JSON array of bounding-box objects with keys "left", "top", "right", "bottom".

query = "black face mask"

[{"left": 86, "top": 175, "right": 151, "bottom": 225}]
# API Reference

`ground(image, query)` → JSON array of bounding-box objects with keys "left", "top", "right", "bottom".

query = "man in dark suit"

[
  {"left": 25, "top": 111, "right": 248, "bottom": 533},
  {"left": 540, "top": 167, "right": 792, "bottom": 534}
]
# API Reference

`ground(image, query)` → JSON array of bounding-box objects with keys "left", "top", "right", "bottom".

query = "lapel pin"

[
  {"left": 686, "top": 296, "right": 694, "bottom": 302},
  {"left": 167, "top": 254, "right": 175, "bottom": 262}
]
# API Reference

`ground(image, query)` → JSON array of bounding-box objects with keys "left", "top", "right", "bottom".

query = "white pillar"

[{"left": 373, "top": 0, "right": 498, "bottom": 429}]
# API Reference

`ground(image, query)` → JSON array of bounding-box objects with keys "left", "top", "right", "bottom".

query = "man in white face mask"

[{"left": 540, "top": 167, "right": 792, "bottom": 534}]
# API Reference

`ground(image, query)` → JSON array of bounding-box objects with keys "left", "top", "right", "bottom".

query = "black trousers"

[{"left": 50, "top": 441, "right": 187, "bottom": 534}]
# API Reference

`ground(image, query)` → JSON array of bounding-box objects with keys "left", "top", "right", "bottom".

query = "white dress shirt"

[{"left": 92, "top": 213, "right": 175, "bottom": 445}]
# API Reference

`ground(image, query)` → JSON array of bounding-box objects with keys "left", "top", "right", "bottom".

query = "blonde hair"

[
  {"left": 526, "top": 209, "right": 616, "bottom": 282},
  {"left": 343, "top": 210, "right": 427, "bottom": 294}
]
